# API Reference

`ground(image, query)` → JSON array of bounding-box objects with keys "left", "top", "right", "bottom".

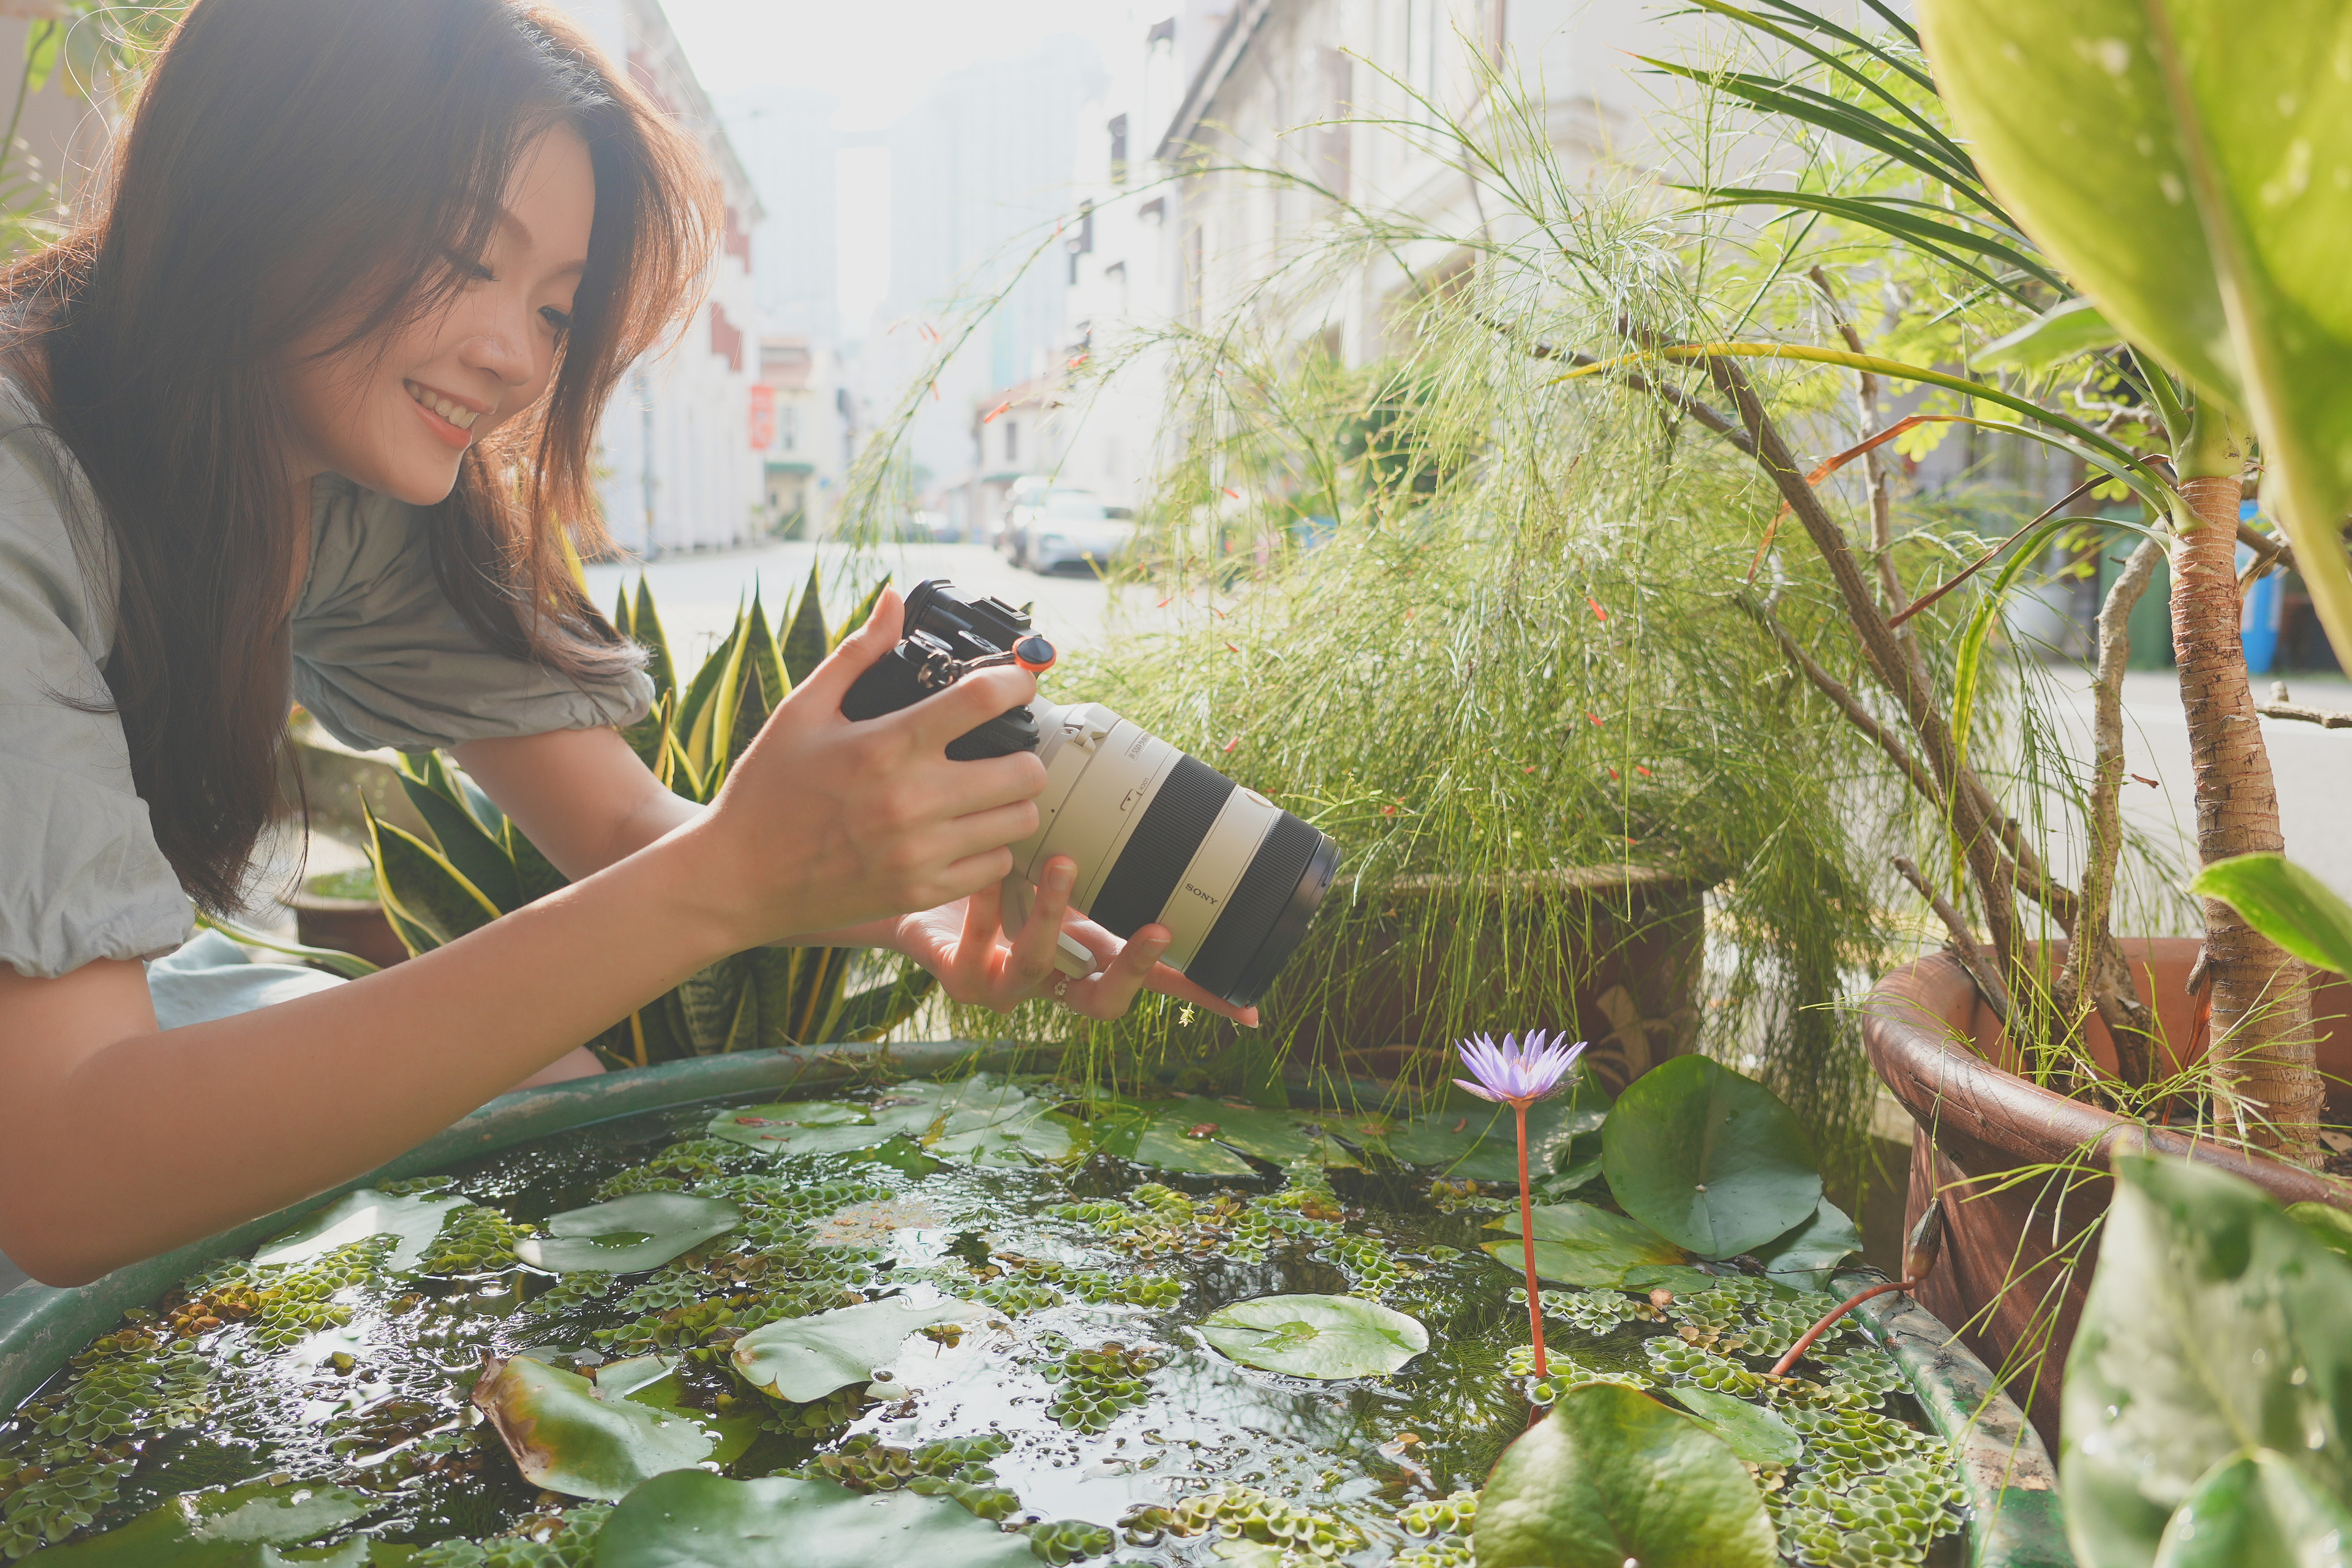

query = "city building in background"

[
  {"left": 559, "top": 0, "right": 766, "bottom": 557},
  {"left": 717, "top": 85, "right": 840, "bottom": 342},
  {"left": 752, "top": 335, "right": 854, "bottom": 538}
]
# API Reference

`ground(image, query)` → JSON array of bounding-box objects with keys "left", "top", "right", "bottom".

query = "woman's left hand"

[{"left": 889, "top": 856, "right": 1259, "bottom": 1026}]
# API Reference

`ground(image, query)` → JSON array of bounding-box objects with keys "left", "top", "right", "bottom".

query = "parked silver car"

[{"left": 1020, "top": 490, "right": 1137, "bottom": 575}]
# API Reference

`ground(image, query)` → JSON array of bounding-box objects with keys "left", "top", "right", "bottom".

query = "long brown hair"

[{"left": 3, "top": 0, "right": 716, "bottom": 911}]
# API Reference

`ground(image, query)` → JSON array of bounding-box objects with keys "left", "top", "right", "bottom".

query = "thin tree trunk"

[
  {"left": 2171, "top": 434, "right": 2320, "bottom": 1157},
  {"left": 2054, "top": 534, "right": 2163, "bottom": 1087}
]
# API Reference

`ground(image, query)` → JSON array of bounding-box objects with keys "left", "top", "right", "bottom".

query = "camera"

[{"left": 840, "top": 579, "right": 1340, "bottom": 1008}]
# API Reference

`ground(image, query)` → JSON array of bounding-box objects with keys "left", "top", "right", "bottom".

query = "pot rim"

[{"left": 1862, "top": 949, "right": 2350, "bottom": 1204}]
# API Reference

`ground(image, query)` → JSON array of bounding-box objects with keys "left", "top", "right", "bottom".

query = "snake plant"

[{"left": 365, "top": 568, "right": 934, "bottom": 1069}]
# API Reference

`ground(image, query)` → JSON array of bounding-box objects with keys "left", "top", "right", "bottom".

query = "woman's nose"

[{"left": 461, "top": 303, "right": 534, "bottom": 387}]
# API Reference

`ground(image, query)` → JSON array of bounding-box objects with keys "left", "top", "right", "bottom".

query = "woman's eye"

[
  {"left": 540, "top": 305, "right": 573, "bottom": 334},
  {"left": 453, "top": 255, "right": 496, "bottom": 284}
]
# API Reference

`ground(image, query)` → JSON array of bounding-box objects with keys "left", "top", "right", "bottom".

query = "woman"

[{"left": 0, "top": 0, "right": 1246, "bottom": 1290}]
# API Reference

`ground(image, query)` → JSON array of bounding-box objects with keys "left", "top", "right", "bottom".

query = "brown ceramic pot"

[
  {"left": 1864, "top": 938, "right": 2352, "bottom": 1449},
  {"left": 281, "top": 888, "right": 410, "bottom": 970},
  {"left": 1272, "top": 865, "right": 1709, "bottom": 1093}
]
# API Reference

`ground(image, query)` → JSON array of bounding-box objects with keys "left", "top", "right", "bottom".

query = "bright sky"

[{"left": 662, "top": 0, "right": 1129, "bottom": 134}]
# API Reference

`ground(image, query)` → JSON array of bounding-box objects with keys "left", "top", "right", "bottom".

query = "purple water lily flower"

[
  {"left": 1454, "top": 1029, "right": 1586, "bottom": 1109},
  {"left": 1455, "top": 1028, "right": 1587, "bottom": 1390}
]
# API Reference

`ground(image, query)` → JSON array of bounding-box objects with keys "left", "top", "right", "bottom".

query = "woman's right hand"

[{"left": 680, "top": 587, "right": 1049, "bottom": 947}]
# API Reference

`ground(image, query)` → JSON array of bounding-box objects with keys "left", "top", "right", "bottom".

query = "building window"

[
  {"left": 779, "top": 403, "right": 798, "bottom": 453},
  {"left": 1005, "top": 419, "right": 1020, "bottom": 464},
  {"left": 1108, "top": 113, "right": 1129, "bottom": 184}
]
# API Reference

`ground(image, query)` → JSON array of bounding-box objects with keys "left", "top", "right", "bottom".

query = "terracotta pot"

[
  {"left": 1272, "top": 865, "right": 1708, "bottom": 1095},
  {"left": 1864, "top": 939, "right": 2352, "bottom": 1448},
  {"left": 281, "top": 888, "right": 409, "bottom": 970}
]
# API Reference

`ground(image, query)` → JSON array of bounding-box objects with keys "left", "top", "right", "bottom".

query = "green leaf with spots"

[
  {"left": 21, "top": 1479, "right": 375, "bottom": 1565},
  {"left": 594, "top": 1358, "right": 761, "bottom": 1468},
  {"left": 513, "top": 1193, "right": 739, "bottom": 1273},
  {"left": 1918, "top": 0, "right": 2352, "bottom": 673},
  {"left": 471, "top": 1354, "right": 714, "bottom": 1502},
  {"left": 253, "top": 1189, "right": 469, "bottom": 1275},
  {"left": 1474, "top": 1382, "right": 1776, "bottom": 1567},
  {"left": 2063, "top": 1157, "right": 2352, "bottom": 1568},
  {"left": 1197, "top": 1294, "right": 1427, "bottom": 1379},
  {"left": 1601, "top": 1055, "right": 1821, "bottom": 1259},
  {"left": 729, "top": 1297, "right": 987, "bottom": 1403},
  {"left": 1668, "top": 1387, "right": 1803, "bottom": 1468},
  {"left": 592, "top": 1472, "right": 1036, "bottom": 1568},
  {"left": 1482, "top": 1202, "right": 1689, "bottom": 1287},
  {"left": 2150, "top": 1448, "right": 2352, "bottom": 1568}
]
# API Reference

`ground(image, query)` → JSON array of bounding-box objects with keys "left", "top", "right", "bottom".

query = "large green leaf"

[
  {"left": 2150, "top": 1448, "right": 2352, "bottom": 1568},
  {"left": 704, "top": 1100, "right": 910, "bottom": 1158},
  {"left": 1375, "top": 1103, "right": 1528, "bottom": 1182},
  {"left": 1668, "top": 1386, "right": 1804, "bottom": 1468},
  {"left": 364, "top": 806, "right": 499, "bottom": 951},
  {"left": 592, "top": 1472, "right": 1036, "bottom": 1568},
  {"left": 1748, "top": 1197, "right": 1863, "bottom": 1292},
  {"left": 1918, "top": 0, "right": 2352, "bottom": 672},
  {"left": 2062, "top": 1156, "right": 2352, "bottom": 1568},
  {"left": 1090, "top": 1102, "right": 1259, "bottom": 1177},
  {"left": 729, "top": 1297, "right": 987, "bottom": 1403},
  {"left": 471, "top": 1354, "right": 714, "bottom": 1502},
  {"left": 2190, "top": 854, "right": 2352, "bottom": 978},
  {"left": 1482, "top": 1202, "right": 1689, "bottom": 1287},
  {"left": 2284, "top": 1202, "right": 2352, "bottom": 1266},
  {"left": 1155, "top": 1096, "right": 1321, "bottom": 1166},
  {"left": 505, "top": 820, "right": 570, "bottom": 905},
  {"left": 1600, "top": 1055, "right": 1822, "bottom": 1259},
  {"left": 21, "top": 1479, "right": 375, "bottom": 1566},
  {"left": 1474, "top": 1383, "right": 1777, "bottom": 1568},
  {"left": 252, "top": 1189, "right": 468, "bottom": 1275},
  {"left": 1197, "top": 1294, "right": 1427, "bottom": 1379},
  {"left": 930, "top": 1103, "right": 1081, "bottom": 1166},
  {"left": 513, "top": 1194, "right": 739, "bottom": 1274},
  {"left": 595, "top": 1357, "right": 761, "bottom": 1468}
]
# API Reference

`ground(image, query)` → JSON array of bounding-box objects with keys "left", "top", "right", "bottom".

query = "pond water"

[{"left": 0, "top": 1074, "right": 1967, "bottom": 1566}]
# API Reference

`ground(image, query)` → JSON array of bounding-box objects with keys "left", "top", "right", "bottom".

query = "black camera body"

[{"left": 839, "top": 579, "right": 1046, "bottom": 760}]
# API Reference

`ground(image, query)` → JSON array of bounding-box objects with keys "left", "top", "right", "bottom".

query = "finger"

[
  {"left": 788, "top": 585, "right": 904, "bottom": 707},
  {"left": 924, "top": 844, "right": 1017, "bottom": 908},
  {"left": 902, "top": 665, "right": 1039, "bottom": 748},
  {"left": 1140, "top": 961, "right": 1259, "bottom": 1026},
  {"left": 957, "top": 880, "right": 999, "bottom": 973},
  {"left": 1005, "top": 859, "right": 1079, "bottom": 986},
  {"left": 922, "top": 750, "right": 1049, "bottom": 818},
  {"left": 1069, "top": 924, "right": 1172, "bottom": 1019},
  {"left": 925, "top": 799, "right": 1045, "bottom": 869}
]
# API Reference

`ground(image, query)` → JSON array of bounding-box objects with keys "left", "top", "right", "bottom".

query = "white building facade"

[{"left": 557, "top": 0, "right": 767, "bottom": 557}]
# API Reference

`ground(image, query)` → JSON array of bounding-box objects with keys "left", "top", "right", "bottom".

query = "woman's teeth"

[{"left": 405, "top": 380, "right": 480, "bottom": 431}]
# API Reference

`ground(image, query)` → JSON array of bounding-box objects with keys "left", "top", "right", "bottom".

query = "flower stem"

[{"left": 1515, "top": 1100, "right": 1546, "bottom": 1379}]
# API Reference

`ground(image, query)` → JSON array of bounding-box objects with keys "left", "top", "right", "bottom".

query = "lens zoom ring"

[
  {"left": 1185, "top": 812, "right": 1324, "bottom": 1005},
  {"left": 1087, "top": 756, "right": 1234, "bottom": 939}
]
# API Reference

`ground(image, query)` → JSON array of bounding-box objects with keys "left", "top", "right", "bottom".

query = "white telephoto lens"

[{"left": 1003, "top": 701, "right": 1339, "bottom": 1007}]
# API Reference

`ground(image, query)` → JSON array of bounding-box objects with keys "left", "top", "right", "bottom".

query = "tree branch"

[
  {"left": 1737, "top": 593, "right": 1944, "bottom": 808},
  {"left": 1891, "top": 855, "right": 2011, "bottom": 1025}
]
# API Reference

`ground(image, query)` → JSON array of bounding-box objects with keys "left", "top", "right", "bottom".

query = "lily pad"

[
  {"left": 513, "top": 1193, "right": 739, "bottom": 1274},
  {"left": 472, "top": 1354, "right": 714, "bottom": 1501},
  {"left": 2150, "top": 1448, "right": 2352, "bottom": 1568},
  {"left": 730, "top": 1297, "right": 987, "bottom": 1404},
  {"left": 252, "top": 1189, "right": 468, "bottom": 1275},
  {"left": 1482, "top": 1203, "right": 1688, "bottom": 1287},
  {"left": 1161, "top": 1096, "right": 1322, "bottom": 1166},
  {"left": 1378, "top": 1105, "right": 1523, "bottom": 1182},
  {"left": 1092, "top": 1104, "right": 1258, "bottom": 1177},
  {"left": 1474, "top": 1382, "right": 1777, "bottom": 1568},
  {"left": 1197, "top": 1294, "right": 1427, "bottom": 1379},
  {"left": 594, "top": 1471, "right": 1036, "bottom": 1568},
  {"left": 1668, "top": 1386, "right": 1803, "bottom": 1468},
  {"left": 706, "top": 1102, "right": 907, "bottom": 1158},
  {"left": 23, "top": 1479, "right": 375, "bottom": 1565},
  {"left": 1600, "top": 1055, "right": 1821, "bottom": 1259},
  {"left": 595, "top": 1358, "right": 761, "bottom": 1468},
  {"left": 2063, "top": 1157, "right": 2352, "bottom": 1568},
  {"left": 929, "top": 1104, "right": 1080, "bottom": 1166},
  {"left": 1749, "top": 1197, "right": 1863, "bottom": 1292}
]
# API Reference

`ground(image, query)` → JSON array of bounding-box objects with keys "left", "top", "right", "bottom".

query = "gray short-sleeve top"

[{"left": 0, "top": 380, "right": 653, "bottom": 980}]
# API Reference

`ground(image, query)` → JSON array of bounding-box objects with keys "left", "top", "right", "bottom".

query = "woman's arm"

[
  {"left": 0, "top": 596, "right": 1046, "bottom": 1286},
  {"left": 453, "top": 725, "right": 1260, "bottom": 1027}
]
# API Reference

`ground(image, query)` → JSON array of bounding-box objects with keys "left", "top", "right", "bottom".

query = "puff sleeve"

[{"left": 290, "top": 478, "right": 651, "bottom": 753}]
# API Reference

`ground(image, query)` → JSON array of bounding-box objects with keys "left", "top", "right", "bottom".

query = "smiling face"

[{"left": 281, "top": 124, "right": 594, "bottom": 505}]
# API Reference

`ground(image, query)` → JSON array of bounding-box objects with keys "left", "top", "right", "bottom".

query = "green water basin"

[{"left": 0, "top": 1046, "right": 2074, "bottom": 1566}]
